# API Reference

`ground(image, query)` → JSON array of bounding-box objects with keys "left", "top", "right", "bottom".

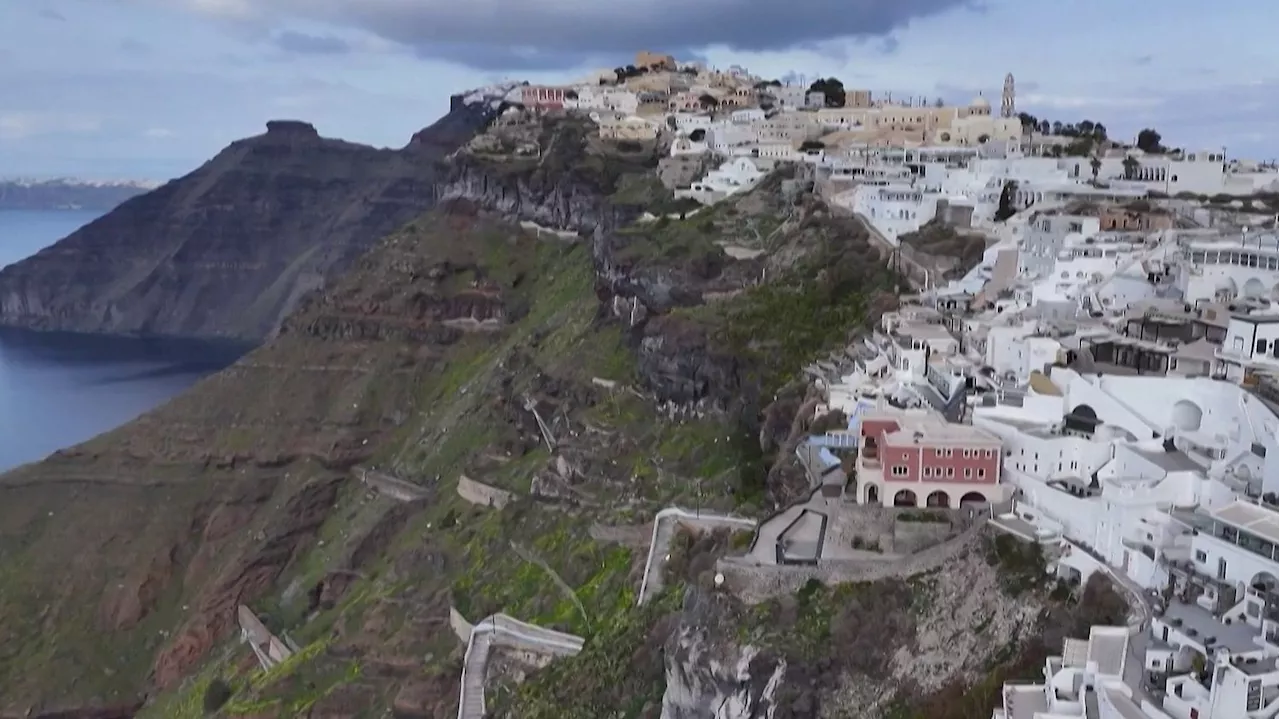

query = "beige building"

[
  {"left": 845, "top": 89, "right": 873, "bottom": 108},
  {"left": 595, "top": 113, "right": 660, "bottom": 141},
  {"left": 635, "top": 50, "right": 676, "bottom": 71},
  {"left": 808, "top": 96, "right": 1021, "bottom": 147}
]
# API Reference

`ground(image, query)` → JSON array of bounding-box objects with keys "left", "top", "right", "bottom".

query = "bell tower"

[{"left": 1001, "top": 73, "right": 1016, "bottom": 118}]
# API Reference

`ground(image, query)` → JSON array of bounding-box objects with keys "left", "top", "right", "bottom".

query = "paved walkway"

[
  {"left": 456, "top": 613, "right": 585, "bottom": 719},
  {"left": 637, "top": 507, "right": 756, "bottom": 605}
]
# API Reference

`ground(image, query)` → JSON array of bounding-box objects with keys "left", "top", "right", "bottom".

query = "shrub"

[{"left": 203, "top": 677, "right": 234, "bottom": 714}]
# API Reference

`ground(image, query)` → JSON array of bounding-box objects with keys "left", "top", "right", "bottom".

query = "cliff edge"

[{"left": 0, "top": 100, "right": 501, "bottom": 340}]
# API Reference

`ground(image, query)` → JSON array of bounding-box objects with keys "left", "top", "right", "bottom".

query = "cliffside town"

[{"left": 0, "top": 51, "right": 1277, "bottom": 719}]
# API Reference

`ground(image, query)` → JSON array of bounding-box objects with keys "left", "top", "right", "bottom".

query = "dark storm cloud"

[
  {"left": 272, "top": 30, "right": 351, "bottom": 55},
  {"left": 321, "top": 0, "right": 976, "bottom": 70}
]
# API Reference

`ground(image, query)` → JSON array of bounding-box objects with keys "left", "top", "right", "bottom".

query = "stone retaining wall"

[{"left": 457, "top": 474, "right": 513, "bottom": 509}]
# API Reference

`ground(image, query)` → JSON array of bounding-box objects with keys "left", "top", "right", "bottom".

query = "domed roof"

[{"left": 970, "top": 94, "right": 990, "bottom": 108}]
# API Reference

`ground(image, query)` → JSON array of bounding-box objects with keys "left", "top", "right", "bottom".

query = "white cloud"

[{"left": 144, "top": 127, "right": 177, "bottom": 139}]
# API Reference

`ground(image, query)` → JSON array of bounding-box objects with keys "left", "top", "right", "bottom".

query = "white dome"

[{"left": 970, "top": 95, "right": 990, "bottom": 108}]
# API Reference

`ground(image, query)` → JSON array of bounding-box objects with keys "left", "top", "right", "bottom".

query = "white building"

[
  {"left": 1217, "top": 313, "right": 1280, "bottom": 382},
  {"left": 677, "top": 157, "right": 766, "bottom": 205},
  {"left": 992, "top": 625, "right": 1146, "bottom": 719},
  {"left": 1176, "top": 231, "right": 1279, "bottom": 304},
  {"left": 974, "top": 368, "right": 1279, "bottom": 591}
]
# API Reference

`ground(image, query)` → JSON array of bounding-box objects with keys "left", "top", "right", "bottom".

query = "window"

[
  {"left": 1195, "top": 550, "right": 1207, "bottom": 563},
  {"left": 1257, "top": 339, "right": 1268, "bottom": 355},
  {"left": 935, "top": 448, "right": 944, "bottom": 457},
  {"left": 964, "top": 468, "right": 972, "bottom": 478},
  {"left": 923, "top": 466, "right": 933, "bottom": 478},
  {"left": 977, "top": 469, "right": 986, "bottom": 479},
  {"left": 946, "top": 448, "right": 954, "bottom": 457},
  {"left": 892, "top": 465, "right": 908, "bottom": 477},
  {"left": 946, "top": 467, "right": 955, "bottom": 477},
  {"left": 1217, "top": 558, "right": 1228, "bottom": 580}
]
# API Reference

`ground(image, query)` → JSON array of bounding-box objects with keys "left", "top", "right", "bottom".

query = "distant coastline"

[{"left": 0, "top": 178, "right": 156, "bottom": 211}]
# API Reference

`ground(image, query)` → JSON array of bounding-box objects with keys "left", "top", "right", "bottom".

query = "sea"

[{"left": 0, "top": 210, "right": 249, "bottom": 472}]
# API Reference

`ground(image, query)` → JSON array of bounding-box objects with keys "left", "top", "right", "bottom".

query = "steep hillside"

[
  {"left": 0, "top": 104, "right": 500, "bottom": 340},
  {"left": 0, "top": 109, "right": 1111, "bottom": 719}
]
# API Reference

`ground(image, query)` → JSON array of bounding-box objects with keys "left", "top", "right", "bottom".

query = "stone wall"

[
  {"left": 456, "top": 475, "right": 513, "bottom": 509},
  {"left": 717, "top": 522, "right": 988, "bottom": 604}
]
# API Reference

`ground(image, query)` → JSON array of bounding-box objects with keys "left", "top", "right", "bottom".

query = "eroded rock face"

[
  {"left": 0, "top": 101, "right": 501, "bottom": 340},
  {"left": 661, "top": 591, "right": 783, "bottom": 719},
  {"left": 152, "top": 476, "right": 342, "bottom": 688}
]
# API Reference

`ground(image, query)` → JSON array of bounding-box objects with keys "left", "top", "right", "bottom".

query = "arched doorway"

[
  {"left": 1171, "top": 400, "right": 1203, "bottom": 432},
  {"left": 1243, "top": 277, "right": 1267, "bottom": 299},
  {"left": 893, "top": 489, "right": 918, "bottom": 507},
  {"left": 926, "top": 490, "right": 950, "bottom": 508},
  {"left": 865, "top": 484, "right": 880, "bottom": 505},
  {"left": 959, "top": 491, "right": 987, "bottom": 508},
  {"left": 1251, "top": 571, "right": 1278, "bottom": 596}
]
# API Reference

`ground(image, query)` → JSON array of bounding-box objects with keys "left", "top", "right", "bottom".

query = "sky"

[{"left": 0, "top": 0, "right": 1275, "bottom": 180}]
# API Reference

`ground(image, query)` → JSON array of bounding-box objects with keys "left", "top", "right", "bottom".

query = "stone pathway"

[{"left": 456, "top": 612, "right": 585, "bottom": 719}]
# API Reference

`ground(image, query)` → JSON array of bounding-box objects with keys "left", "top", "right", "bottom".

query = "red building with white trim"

[{"left": 857, "top": 410, "right": 1007, "bottom": 509}]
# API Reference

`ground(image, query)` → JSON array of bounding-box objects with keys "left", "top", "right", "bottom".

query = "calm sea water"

[{"left": 0, "top": 210, "right": 249, "bottom": 472}]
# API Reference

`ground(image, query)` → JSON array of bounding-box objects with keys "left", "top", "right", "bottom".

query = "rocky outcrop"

[
  {"left": 660, "top": 591, "right": 783, "bottom": 719},
  {"left": 436, "top": 156, "right": 640, "bottom": 236},
  {"left": 0, "top": 101, "right": 502, "bottom": 340}
]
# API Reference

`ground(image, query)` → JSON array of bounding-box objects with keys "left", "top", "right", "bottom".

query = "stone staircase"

[{"left": 456, "top": 613, "right": 585, "bottom": 719}]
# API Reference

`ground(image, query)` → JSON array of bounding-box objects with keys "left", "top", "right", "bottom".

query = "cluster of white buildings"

[
  {"left": 793, "top": 185, "right": 1278, "bottom": 718},
  {"left": 445, "top": 56, "right": 1280, "bottom": 719}
]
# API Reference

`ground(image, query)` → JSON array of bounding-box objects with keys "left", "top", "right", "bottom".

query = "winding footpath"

[
  {"left": 636, "top": 507, "right": 757, "bottom": 606},
  {"left": 456, "top": 612, "right": 585, "bottom": 719}
]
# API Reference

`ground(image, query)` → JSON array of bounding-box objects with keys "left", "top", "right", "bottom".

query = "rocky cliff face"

[
  {"left": 0, "top": 102, "right": 501, "bottom": 340},
  {"left": 660, "top": 591, "right": 784, "bottom": 719}
]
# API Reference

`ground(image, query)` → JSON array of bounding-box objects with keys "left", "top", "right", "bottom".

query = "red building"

[
  {"left": 857, "top": 410, "right": 1006, "bottom": 509},
  {"left": 521, "top": 85, "right": 567, "bottom": 110}
]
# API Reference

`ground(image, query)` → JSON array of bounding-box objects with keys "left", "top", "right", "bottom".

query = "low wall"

[
  {"left": 354, "top": 468, "right": 430, "bottom": 502},
  {"left": 450, "top": 606, "right": 474, "bottom": 643},
  {"left": 457, "top": 475, "right": 513, "bottom": 509}
]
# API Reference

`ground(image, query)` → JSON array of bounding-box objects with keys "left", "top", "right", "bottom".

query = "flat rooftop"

[
  {"left": 1161, "top": 600, "right": 1262, "bottom": 652},
  {"left": 1087, "top": 628, "right": 1129, "bottom": 677},
  {"left": 1128, "top": 446, "right": 1202, "bottom": 474},
  {"left": 1210, "top": 500, "right": 1280, "bottom": 543},
  {"left": 1003, "top": 686, "right": 1049, "bottom": 719}
]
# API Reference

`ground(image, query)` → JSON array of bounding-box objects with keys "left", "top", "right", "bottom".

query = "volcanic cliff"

[{"left": 0, "top": 103, "right": 501, "bottom": 340}]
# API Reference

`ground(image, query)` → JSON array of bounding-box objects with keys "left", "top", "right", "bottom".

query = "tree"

[
  {"left": 1017, "top": 112, "right": 1039, "bottom": 132},
  {"left": 1089, "top": 156, "right": 1102, "bottom": 182},
  {"left": 807, "top": 77, "right": 846, "bottom": 108},
  {"left": 1038, "top": 119, "right": 1051, "bottom": 135},
  {"left": 934, "top": 97, "right": 944, "bottom": 108},
  {"left": 994, "top": 181, "right": 1019, "bottom": 222},
  {"left": 1136, "top": 128, "right": 1164, "bottom": 153},
  {"left": 1051, "top": 121, "right": 1063, "bottom": 135},
  {"left": 1122, "top": 155, "right": 1140, "bottom": 180},
  {"left": 1092, "top": 122, "right": 1108, "bottom": 140}
]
